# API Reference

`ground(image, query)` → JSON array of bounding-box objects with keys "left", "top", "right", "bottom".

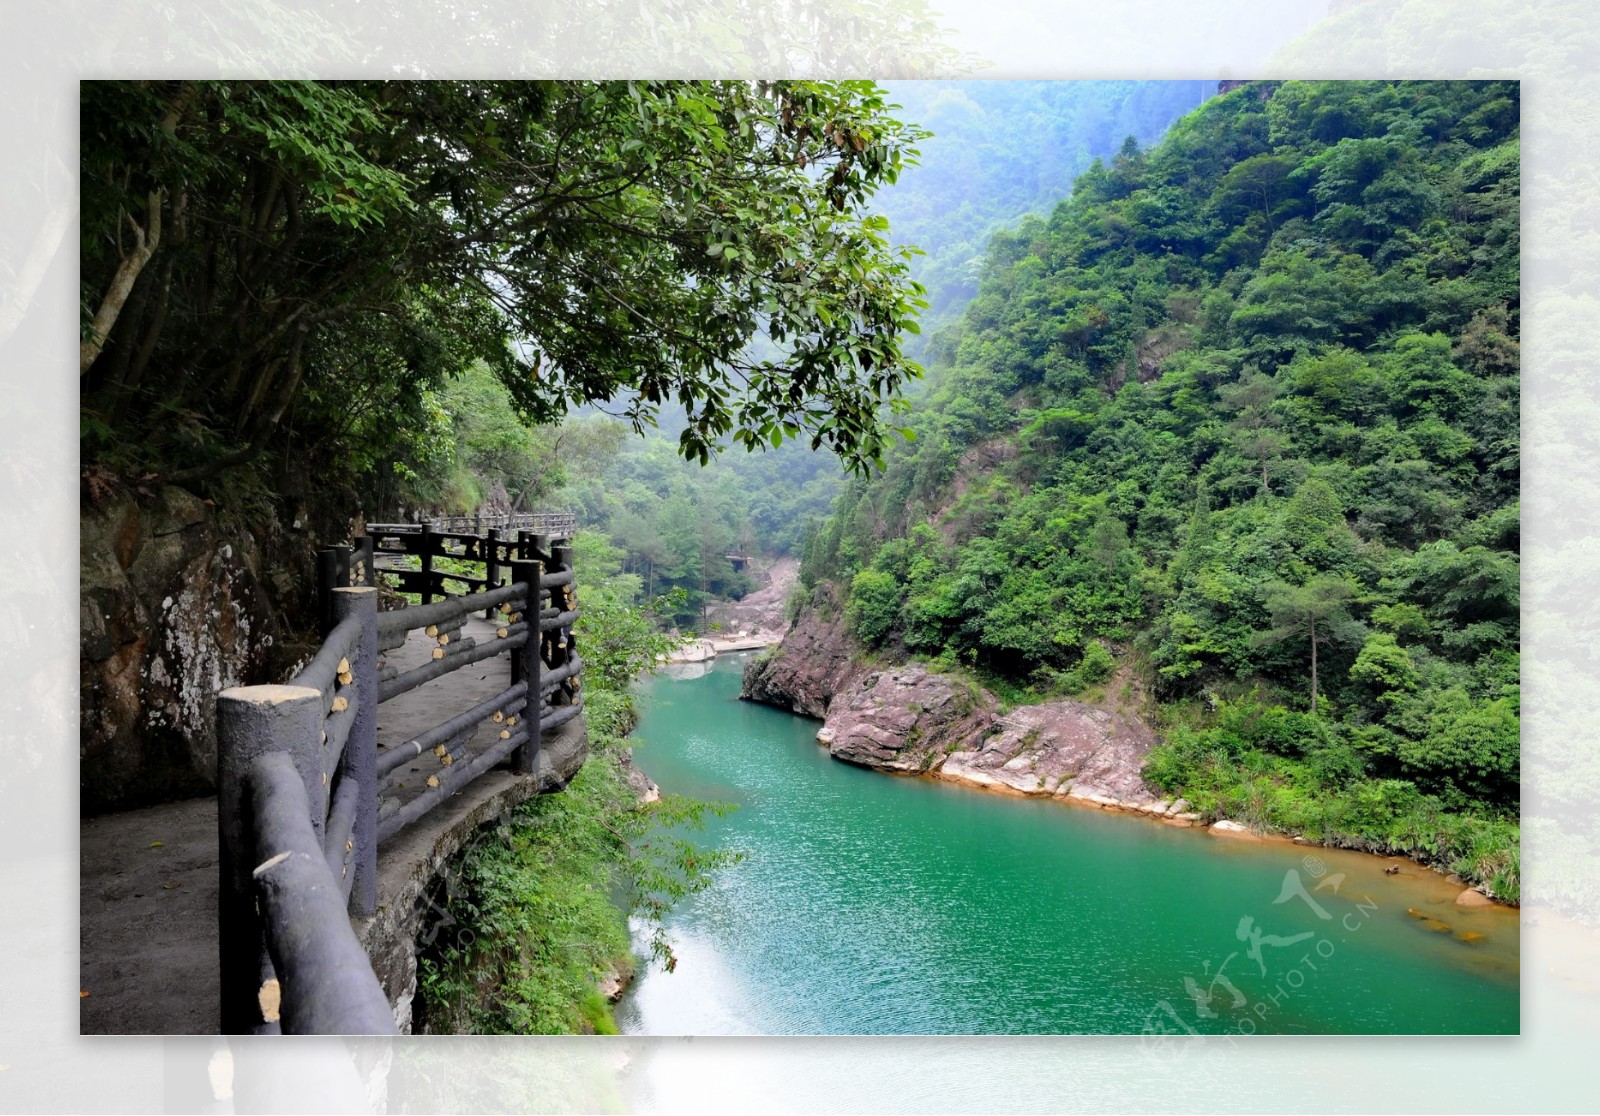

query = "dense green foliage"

[
  {"left": 344, "top": 82, "right": 1211, "bottom": 598},
  {"left": 416, "top": 533, "right": 737, "bottom": 1033},
  {"left": 80, "top": 79, "right": 930, "bottom": 512},
  {"left": 383, "top": 362, "right": 629, "bottom": 513},
  {"left": 565, "top": 430, "right": 809, "bottom": 628},
  {"left": 801, "top": 80, "right": 1520, "bottom": 896}
]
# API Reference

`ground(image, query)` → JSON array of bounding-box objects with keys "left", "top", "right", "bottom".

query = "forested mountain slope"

[{"left": 797, "top": 80, "right": 1521, "bottom": 897}]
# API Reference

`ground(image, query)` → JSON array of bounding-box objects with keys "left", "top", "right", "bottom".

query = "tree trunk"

[
  {"left": 1309, "top": 619, "right": 1318, "bottom": 714},
  {"left": 111, "top": 255, "right": 174, "bottom": 424},
  {"left": 165, "top": 325, "right": 308, "bottom": 487},
  {"left": 81, "top": 189, "right": 164, "bottom": 376}
]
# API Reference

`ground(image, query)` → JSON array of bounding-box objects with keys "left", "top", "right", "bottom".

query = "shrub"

[
  {"left": 1067, "top": 640, "right": 1117, "bottom": 690},
  {"left": 847, "top": 568, "right": 904, "bottom": 646}
]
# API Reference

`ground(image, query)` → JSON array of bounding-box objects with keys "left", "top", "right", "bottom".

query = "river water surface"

[{"left": 617, "top": 654, "right": 1519, "bottom": 1035}]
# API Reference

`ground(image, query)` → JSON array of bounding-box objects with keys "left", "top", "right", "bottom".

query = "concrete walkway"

[
  {"left": 79, "top": 795, "right": 221, "bottom": 1034},
  {"left": 79, "top": 610, "right": 558, "bottom": 1035}
]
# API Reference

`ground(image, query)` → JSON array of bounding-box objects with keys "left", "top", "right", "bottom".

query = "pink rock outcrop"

[
  {"left": 823, "top": 666, "right": 997, "bottom": 772},
  {"left": 742, "top": 603, "right": 1165, "bottom": 809},
  {"left": 740, "top": 593, "right": 864, "bottom": 720},
  {"left": 939, "top": 700, "right": 1160, "bottom": 805}
]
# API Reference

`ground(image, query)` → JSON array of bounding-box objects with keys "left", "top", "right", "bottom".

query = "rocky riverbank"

[
  {"left": 658, "top": 558, "right": 799, "bottom": 666},
  {"left": 740, "top": 602, "right": 1196, "bottom": 820},
  {"left": 702, "top": 557, "right": 798, "bottom": 648}
]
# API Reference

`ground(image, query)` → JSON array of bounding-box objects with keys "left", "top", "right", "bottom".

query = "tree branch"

[
  {"left": 80, "top": 188, "right": 164, "bottom": 376},
  {"left": 165, "top": 324, "right": 309, "bottom": 488}
]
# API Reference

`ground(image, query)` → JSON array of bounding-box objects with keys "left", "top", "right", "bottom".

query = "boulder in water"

[{"left": 1209, "top": 819, "right": 1258, "bottom": 839}]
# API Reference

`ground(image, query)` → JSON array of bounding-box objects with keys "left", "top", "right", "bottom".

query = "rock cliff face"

[
  {"left": 740, "top": 593, "right": 861, "bottom": 720},
  {"left": 80, "top": 487, "right": 294, "bottom": 813},
  {"left": 939, "top": 701, "right": 1164, "bottom": 808},
  {"left": 742, "top": 603, "right": 1183, "bottom": 816},
  {"left": 822, "top": 665, "right": 997, "bottom": 772}
]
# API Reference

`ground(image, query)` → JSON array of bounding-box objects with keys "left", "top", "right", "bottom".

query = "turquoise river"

[{"left": 616, "top": 654, "right": 1520, "bottom": 1035}]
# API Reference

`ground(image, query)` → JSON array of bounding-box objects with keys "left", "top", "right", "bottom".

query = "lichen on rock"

[{"left": 81, "top": 486, "right": 281, "bottom": 812}]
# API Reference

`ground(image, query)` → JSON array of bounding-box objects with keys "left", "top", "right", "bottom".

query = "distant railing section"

[
  {"left": 373, "top": 510, "right": 578, "bottom": 540},
  {"left": 359, "top": 512, "right": 577, "bottom": 606},
  {"left": 216, "top": 523, "right": 582, "bottom": 1035}
]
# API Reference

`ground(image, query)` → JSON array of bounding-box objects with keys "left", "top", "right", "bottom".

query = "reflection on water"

[{"left": 618, "top": 655, "right": 1519, "bottom": 1035}]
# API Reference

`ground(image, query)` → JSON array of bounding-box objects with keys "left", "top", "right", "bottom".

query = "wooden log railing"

[
  {"left": 215, "top": 526, "right": 582, "bottom": 1035},
  {"left": 363, "top": 511, "right": 577, "bottom": 596},
  {"left": 359, "top": 513, "right": 575, "bottom": 606}
]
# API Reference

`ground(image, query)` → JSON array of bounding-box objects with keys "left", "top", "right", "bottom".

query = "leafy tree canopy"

[{"left": 80, "top": 79, "right": 931, "bottom": 490}]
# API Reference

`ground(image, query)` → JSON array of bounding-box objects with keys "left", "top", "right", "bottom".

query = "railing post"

[
  {"left": 315, "top": 548, "right": 339, "bottom": 637},
  {"left": 551, "top": 542, "right": 575, "bottom": 708},
  {"left": 216, "top": 683, "right": 324, "bottom": 1034},
  {"left": 516, "top": 528, "right": 531, "bottom": 561},
  {"left": 419, "top": 520, "right": 435, "bottom": 605},
  {"left": 509, "top": 560, "right": 542, "bottom": 775},
  {"left": 333, "top": 544, "right": 352, "bottom": 592},
  {"left": 484, "top": 527, "right": 502, "bottom": 620},
  {"left": 332, "top": 586, "right": 380, "bottom": 916},
  {"left": 355, "top": 535, "right": 376, "bottom": 587}
]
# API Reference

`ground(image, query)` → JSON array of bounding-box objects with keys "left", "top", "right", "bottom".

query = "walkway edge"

[{"left": 353, "top": 716, "right": 589, "bottom": 1033}]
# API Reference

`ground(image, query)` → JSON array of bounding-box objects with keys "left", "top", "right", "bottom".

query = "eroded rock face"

[
  {"left": 940, "top": 700, "right": 1160, "bottom": 805},
  {"left": 81, "top": 487, "right": 281, "bottom": 812},
  {"left": 623, "top": 750, "right": 661, "bottom": 804},
  {"left": 703, "top": 556, "right": 797, "bottom": 644},
  {"left": 823, "top": 665, "right": 997, "bottom": 772},
  {"left": 740, "top": 594, "right": 862, "bottom": 720},
  {"left": 744, "top": 603, "right": 1163, "bottom": 806}
]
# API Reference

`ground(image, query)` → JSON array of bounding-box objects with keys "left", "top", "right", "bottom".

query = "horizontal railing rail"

[
  {"left": 217, "top": 524, "right": 583, "bottom": 1035},
  {"left": 357, "top": 514, "right": 575, "bottom": 609}
]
